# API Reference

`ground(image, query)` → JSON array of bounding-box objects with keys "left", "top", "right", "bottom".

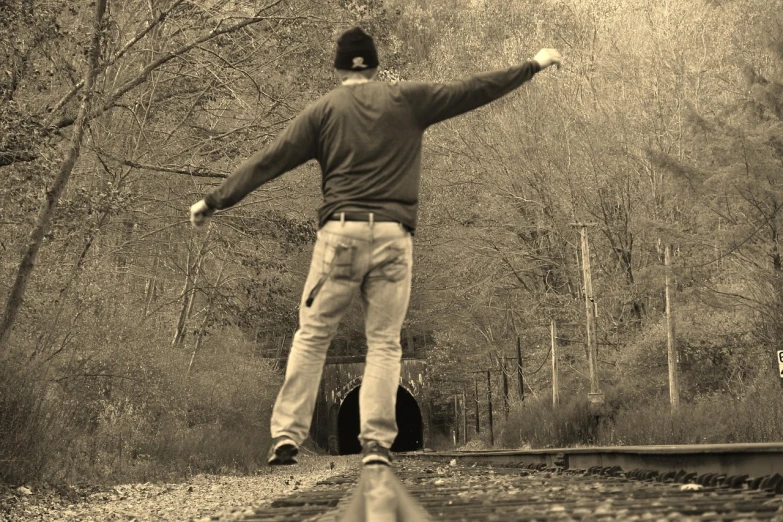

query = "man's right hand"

[
  {"left": 189, "top": 199, "right": 215, "bottom": 227},
  {"left": 532, "top": 49, "right": 562, "bottom": 70}
]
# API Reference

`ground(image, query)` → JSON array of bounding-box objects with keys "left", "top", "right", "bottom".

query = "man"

[{"left": 190, "top": 27, "right": 562, "bottom": 466}]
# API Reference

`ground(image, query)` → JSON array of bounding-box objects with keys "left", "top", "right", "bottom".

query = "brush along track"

[{"left": 240, "top": 445, "right": 783, "bottom": 521}]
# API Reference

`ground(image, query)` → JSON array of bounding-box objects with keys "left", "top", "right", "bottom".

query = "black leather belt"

[{"left": 328, "top": 211, "right": 413, "bottom": 233}]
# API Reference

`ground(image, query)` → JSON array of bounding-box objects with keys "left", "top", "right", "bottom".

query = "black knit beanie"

[{"left": 334, "top": 27, "right": 379, "bottom": 71}]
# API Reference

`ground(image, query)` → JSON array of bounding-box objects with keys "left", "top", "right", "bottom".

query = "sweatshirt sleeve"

[
  {"left": 400, "top": 61, "right": 541, "bottom": 128},
  {"left": 204, "top": 107, "right": 319, "bottom": 210}
]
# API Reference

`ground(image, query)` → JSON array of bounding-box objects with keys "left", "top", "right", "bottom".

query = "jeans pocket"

[{"left": 376, "top": 245, "right": 409, "bottom": 283}]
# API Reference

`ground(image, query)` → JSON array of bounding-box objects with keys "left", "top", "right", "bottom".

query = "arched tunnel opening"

[{"left": 337, "top": 385, "right": 423, "bottom": 455}]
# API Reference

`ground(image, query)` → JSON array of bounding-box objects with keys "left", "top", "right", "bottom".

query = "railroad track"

[{"left": 240, "top": 444, "right": 783, "bottom": 521}]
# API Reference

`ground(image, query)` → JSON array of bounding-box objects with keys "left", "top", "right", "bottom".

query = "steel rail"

[{"left": 406, "top": 443, "right": 783, "bottom": 478}]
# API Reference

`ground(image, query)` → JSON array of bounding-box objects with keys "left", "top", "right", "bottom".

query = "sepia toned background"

[{"left": 1, "top": 0, "right": 782, "bottom": 487}]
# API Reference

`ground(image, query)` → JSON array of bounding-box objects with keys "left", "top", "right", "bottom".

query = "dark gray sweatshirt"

[{"left": 204, "top": 62, "right": 541, "bottom": 231}]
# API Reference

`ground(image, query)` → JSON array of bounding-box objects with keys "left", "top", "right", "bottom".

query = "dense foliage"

[{"left": 1, "top": 0, "right": 782, "bottom": 484}]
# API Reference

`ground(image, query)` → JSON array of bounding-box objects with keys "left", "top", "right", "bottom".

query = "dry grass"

[{"left": 497, "top": 376, "right": 783, "bottom": 449}]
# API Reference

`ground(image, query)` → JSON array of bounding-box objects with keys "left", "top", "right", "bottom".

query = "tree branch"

[
  {"left": 53, "top": 0, "right": 288, "bottom": 129},
  {"left": 0, "top": 151, "right": 37, "bottom": 167},
  {"left": 45, "top": 0, "right": 188, "bottom": 122},
  {"left": 119, "top": 158, "right": 228, "bottom": 179}
]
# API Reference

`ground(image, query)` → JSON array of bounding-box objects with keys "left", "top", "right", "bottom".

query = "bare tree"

[{"left": 0, "top": 0, "right": 108, "bottom": 349}]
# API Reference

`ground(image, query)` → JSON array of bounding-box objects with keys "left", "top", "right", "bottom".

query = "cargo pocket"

[
  {"left": 325, "top": 242, "right": 356, "bottom": 280},
  {"left": 306, "top": 242, "right": 356, "bottom": 307}
]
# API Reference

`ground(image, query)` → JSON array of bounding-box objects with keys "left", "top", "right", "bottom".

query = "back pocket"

[
  {"left": 323, "top": 241, "right": 357, "bottom": 280},
  {"left": 375, "top": 245, "right": 409, "bottom": 283}
]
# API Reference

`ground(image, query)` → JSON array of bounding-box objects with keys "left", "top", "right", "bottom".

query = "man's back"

[{"left": 311, "top": 82, "right": 425, "bottom": 230}]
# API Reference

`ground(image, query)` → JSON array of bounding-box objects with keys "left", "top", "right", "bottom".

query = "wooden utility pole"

[
  {"left": 665, "top": 244, "right": 680, "bottom": 412},
  {"left": 501, "top": 358, "right": 510, "bottom": 418},
  {"left": 516, "top": 337, "right": 524, "bottom": 400},
  {"left": 573, "top": 223, "right": 604, "bottom": 413},
  {"left": 486, "top": 370, "right": 494, "bottom": 446},
  {"left": 462, "top": 392, "right": 468, "bottom": 443},
  {"left": 474, "top": 374, "right": 480, "bottom": 433},
  {"left": 453, "top": 394, "right": 459, "bottom": 445},
  {"left": 551, "top": 319, "right": 560, "bottom": 407}
]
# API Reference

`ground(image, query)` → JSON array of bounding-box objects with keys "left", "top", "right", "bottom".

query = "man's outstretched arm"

[
  {"left": 404, "top": 48, "right": 562, "bottom": 128},
  {"left": 190, "top": 109, "right": 318, "bottom": 226}
]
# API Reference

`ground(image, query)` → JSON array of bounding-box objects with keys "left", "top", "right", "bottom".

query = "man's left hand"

[
  {"left": 532, "top": 49, "right": 562, "bottom": 70},
  {"left": 189, "top": 199, "right": 215, "bottom": 227}
]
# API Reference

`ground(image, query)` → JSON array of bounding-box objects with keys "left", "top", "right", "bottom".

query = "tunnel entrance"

[{"left": 337, "top": 385, "right": 423, "bottom": 455}]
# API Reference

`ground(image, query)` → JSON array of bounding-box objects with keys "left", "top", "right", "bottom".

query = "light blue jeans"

[{"left": 270, "top": 218, "right": 413, "bottom": 449}]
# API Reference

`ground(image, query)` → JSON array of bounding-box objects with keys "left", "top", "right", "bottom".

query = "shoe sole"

[
  {"left": 361, "top": 455, "right": 391, "bottom": 466},
  {"left": 268, "top": 443, "right": 299, "bottom": 465}
]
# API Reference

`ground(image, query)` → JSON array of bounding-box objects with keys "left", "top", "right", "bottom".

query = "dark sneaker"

[
  {"left": 361, "top": 441, "right": 392, "bottom": 466},
  {"left": 268, "top": 438, "right": 299, "bottom": 465}
]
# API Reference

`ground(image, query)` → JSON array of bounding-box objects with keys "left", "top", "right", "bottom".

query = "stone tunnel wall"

[{"left": 310, "top": 356, "right": 430, "bottom": 454}]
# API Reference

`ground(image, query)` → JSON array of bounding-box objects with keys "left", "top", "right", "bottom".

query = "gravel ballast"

[{"left": 1, "top": 455, "right": 357, "bottom": 521}]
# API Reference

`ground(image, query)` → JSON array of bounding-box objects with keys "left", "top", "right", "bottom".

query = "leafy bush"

[
  {"left": 0, "top": 357, "right": 43, "bottom": 484},
  {"left": 605, "top": 374, "right": 783, "bottom": 446},
  {"left": 0, "top": 355, "right": 74, "bottom": 484},
  {"left": 80, "top": 330, "right": 281, "bottom": 483},
  {"left": 1, "top": 326, "right": 281, "bottom": 485},
  {"left": 498, "top": 393, "right": 599, "bottom": 449}
]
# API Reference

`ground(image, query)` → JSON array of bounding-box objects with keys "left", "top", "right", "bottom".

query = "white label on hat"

[{"left": 352, "top": 57, "right": 368, "bottom": 69}]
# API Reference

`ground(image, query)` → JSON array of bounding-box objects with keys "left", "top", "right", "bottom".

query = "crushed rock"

[{"left": 1, "top": 455, "right": 356, "bottom": 521}]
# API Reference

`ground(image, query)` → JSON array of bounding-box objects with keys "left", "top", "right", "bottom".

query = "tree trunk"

[
  {"left": 188, "top": 260, "right": 226, "bottom": 374},
  {"left": 185, "top": 254, "right": 206, "bottom": 320},
  {"left": 771, "top": 217, "right": 782, "bottom": 272},
  {"left": 0, "top": 0, "right": 108, "bottom": 350},
  {"left": 172, "top": 227, "right": 211, "bottom": 347},
  {"left": 143, "top": 249, "right": 161, "bottom": 317},
  {"left": 172, "top": 241, "right": 194, "bottom": 347}
]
